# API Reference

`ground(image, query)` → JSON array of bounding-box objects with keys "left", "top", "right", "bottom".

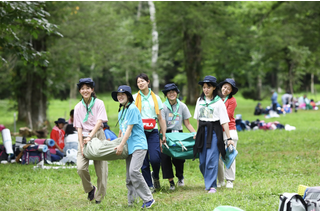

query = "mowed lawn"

[{"left": 0, "top": 93, "right": 319, "bottom": 211}]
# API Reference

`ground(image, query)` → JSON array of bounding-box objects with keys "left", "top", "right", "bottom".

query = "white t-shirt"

[{"left": 193, "top": 97, "right": 230, "bottom": 125}]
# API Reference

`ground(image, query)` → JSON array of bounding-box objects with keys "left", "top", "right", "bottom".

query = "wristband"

[{"left": 227, "top": 138, "right": 232, "bottom": 141}]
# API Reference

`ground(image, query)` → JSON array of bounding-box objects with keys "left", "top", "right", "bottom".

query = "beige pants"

[
  {"left": 218, "top": 130, "right": 238, "bottom": 182},
  {"left": 77, "top": 128, "right": 108, "bottom": 201}
]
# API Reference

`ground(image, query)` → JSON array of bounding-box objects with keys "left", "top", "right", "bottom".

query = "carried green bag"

[
  {"left": 83, "top": 137, "right": 128, "bottom": 161},
  {"left": 161, "top": 132, "right": 198, "bottom": 160}
]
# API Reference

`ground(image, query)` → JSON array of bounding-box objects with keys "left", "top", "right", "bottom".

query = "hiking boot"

[
  {"left": 208, "top": 187, "right": 217, "bottom": 193},
  {"left": 95, "top": 200, "right": 101, "bottom": 204},
  {"left": 141, "top": 199, "right": 155, "bottom": 209},
  {"left": 151, "top": 171, "right": 160, "bottom": 189},
  {"left": 149, "top": 186, "right": 155, "bottom": 194},
  {"left": 226, "top": 180, "right": 233, "bottom": 189},
  {"left": 87, "top": 186, "right": 96, "bottom": 201},
  {"left": 217, "top": 181, "right": 225, "bottom": 188},
  {"left": 177, "top": 178, "right": 185, "bottom": 187}
]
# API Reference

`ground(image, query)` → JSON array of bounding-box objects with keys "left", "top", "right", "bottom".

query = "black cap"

[{"left": 111, "top": 85, "right": 133, "bottom": 102}]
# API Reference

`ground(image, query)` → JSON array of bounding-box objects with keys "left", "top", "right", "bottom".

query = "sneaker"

[
  {"left": 208, "top": 187, "right": 217, "bottom": 193},
  {"left": 177, "top": 178, "right": 185, "bottom": 187},
  {"left": 142, "top": 199, "right": 155, "bottom": 209},
  {"left": 217, "top": 181, "right": 225, "bottom": 188},
  {"left": 95, "top": 200, "right": 101, "bottom": 204},
  {"left": 226, "top": 180, "right": 233, "bottom": 189},
  {"left": 87, "top": 186, "right": 96, "bottom": 201},
  {"left": 169, "top": 185, "right": 175, "bottom": 190},
  {"left": 149, "top": 186, "right": 155, "bottom": 194},
  {"left": 151, "top": 171, "right": 160, "bottom": 189}
]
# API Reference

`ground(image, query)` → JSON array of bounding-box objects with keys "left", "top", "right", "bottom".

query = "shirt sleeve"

[
  {"left": 161, "top": 103, "right": 167, "bottom": 121},
  {"left": 218, "top": 101, "right": 230, "bottom": 125},
  {"left": 181, "top": 103, "right": 192, "bottom": 120},
  {"left": 50, "top": 129, "right": 59, "bottom": 143},
  {"left": 226, "top": 98, "right": 237, "bottom": 119},
  {"left": 193, "top": 98, "right": 200, "bottom": 120},
  {"left": 127, "top": 107, "right": 139, "bottom": 125},
  {"left": 73, "top": 104, "right": 82, "bottom": 129}
]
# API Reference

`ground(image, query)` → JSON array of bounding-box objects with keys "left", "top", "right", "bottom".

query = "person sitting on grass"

[
  {"left": 49, "top": 118, "right": 67, "bottom": 161},
  {"left": 112, "top": 85, "right": 155, "bottom": 209}
]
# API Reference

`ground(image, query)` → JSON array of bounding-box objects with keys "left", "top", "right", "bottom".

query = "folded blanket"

[{"left": 83, "top": 137, "right": 128, "bottom": 161}]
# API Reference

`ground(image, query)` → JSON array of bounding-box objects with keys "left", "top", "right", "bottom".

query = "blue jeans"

[
  {"left": 199, "top": 127, "right": 219, "bottom": 190},
  {"left": 51, "top": 149, "right": 64, "bottom": 162},
  {"left": 141, "top": 129, "right": 161, "bottom": 187}
]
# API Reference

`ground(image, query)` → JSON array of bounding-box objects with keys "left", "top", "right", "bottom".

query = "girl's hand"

[
  {"left": 193, "top": 133, "right": 197, "bottom": 140},
  {"left": 227, "top": 139, "right": 234, "bottom": 147},
  {"left": 83, "top": 136, "right": 91, "bottom": 145},
  {"left": 115, "top": 144, "right": 123, "bottom": 155}
]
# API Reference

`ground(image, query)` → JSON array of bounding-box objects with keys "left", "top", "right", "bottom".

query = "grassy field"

[{"left": 0, "top": 93, "right": 319, "bottom": 211}]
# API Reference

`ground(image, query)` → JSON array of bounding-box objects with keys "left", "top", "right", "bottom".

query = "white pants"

[{"left": 218, "top": 130, "right": 238, "bottom": 182}]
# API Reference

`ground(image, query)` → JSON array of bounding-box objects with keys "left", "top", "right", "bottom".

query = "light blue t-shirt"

[
  {"left": 118, "top": 103, "right": 148, "bottom": 155},
  {"left": 133, "top": 88, "right": 163, "bottom": 130}
]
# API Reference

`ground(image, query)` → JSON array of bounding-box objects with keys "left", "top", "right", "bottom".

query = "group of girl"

[{"left": 73, "top": 73, "right": 239, "bottom": 208}]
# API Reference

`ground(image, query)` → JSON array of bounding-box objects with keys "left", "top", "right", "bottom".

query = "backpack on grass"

[
  {"left": 21, "top": 145, "right": 52, "bottom": 165},
  {"left": 303, "top": 186, "right": 320, "bottom": 211},
  {"left": 278, "top": 193, "right": 307, "bottom": 211}
]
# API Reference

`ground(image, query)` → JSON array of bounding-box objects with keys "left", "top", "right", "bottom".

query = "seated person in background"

[
  {"left": 310, "top": 99, "right": 316, "bottom": 109},
  {"left": 298, "top": 95, "right": 306, "bottom": 109},
  {"left": 254, "top": 103, "right": 265, "bottom": 115},
  {"left": 50, "top": 118, "right": 67, "bottom": 161},
  {"left": 103, "top": 122, "right": 117, "bottom": 141}
]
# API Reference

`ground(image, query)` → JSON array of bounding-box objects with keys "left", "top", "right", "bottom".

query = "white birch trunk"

[
  {"left": 311, "top": 73, "right": 314, "bottom": 94},
  {"left": 148, "top": 1, "right": 159, "bottom": 94}
]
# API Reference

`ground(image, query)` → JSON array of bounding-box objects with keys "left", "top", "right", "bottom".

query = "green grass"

[{"left": 0, "top": 93, "right": 320, "bottom": 211}]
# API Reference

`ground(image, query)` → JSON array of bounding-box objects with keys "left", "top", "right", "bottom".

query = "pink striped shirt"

[{"left": 73, "top": 98, "right": 108, "bottom": 132}]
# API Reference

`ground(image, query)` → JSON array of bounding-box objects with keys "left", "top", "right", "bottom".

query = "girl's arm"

[
  {"left": 221, "top": 122, "right": 234, "bottom": 147},
  {"left": 77, "top": 127, "right": 84, "bottom": 156},
  {"left": 183, "top": 119, "right": 196, "bottom": 133},
  {"left": 115, "top": 125, "right": 133, "bottom": 155},
  {"left": 193, "top": 120, "right": 199, "bottom": 139},
  {"left": 157, "top": 111, "right": 167, "bottom": 143}
]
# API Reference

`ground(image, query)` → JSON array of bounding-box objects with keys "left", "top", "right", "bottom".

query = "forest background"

[{"left": 1, "top": 1, "right": 320, "bottom": 130}]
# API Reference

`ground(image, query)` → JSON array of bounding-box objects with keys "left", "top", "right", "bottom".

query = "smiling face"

[
  {"left": 221, "top": 83, "right": 233, "bottom": 97},
  {"left": 117, "top": 92, "right": 128, "bottom": 106},
  {"left": 166, "top": 90, "right": 178, "bottom": 101},
  {"left": 137, "top": 77, "right": 149, "bottom": 91},
  {"left": 79, "top": 84, "right": 94, "bottom": 100},
  {"left": 57, "top": 123, "right": 65, "bottom": 129},
  {"left": 203, "top": 83, "right": 216, "bottom": 98}
]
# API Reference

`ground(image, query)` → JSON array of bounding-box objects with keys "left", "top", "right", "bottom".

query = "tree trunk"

[
  {"left": 148, "top": 1, "right": 159, "bottom": 94},
  {"left": 257, "top": 75, "right": 262, "bottom": 100},
  {"left": 183, "top": 31, "right": 202, "bottom": 105},
  {"left": 311, "top": 73, "right": 314, "bottom": 94}
]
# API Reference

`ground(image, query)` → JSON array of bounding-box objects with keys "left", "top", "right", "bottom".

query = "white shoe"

[
  {"left": 217, "top": 181, "right": 225, "bottom": 188},
  {"left": 226, "top": 180, "right": 233, "bottom": 189}
]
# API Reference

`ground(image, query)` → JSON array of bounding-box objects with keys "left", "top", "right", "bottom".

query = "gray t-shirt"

[{"left": 161, "top": 101, "right": 192, "bottom": 131}]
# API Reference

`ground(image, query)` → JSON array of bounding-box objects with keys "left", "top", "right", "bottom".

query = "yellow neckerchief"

[{"left": 135, "top": 89, "right": 159, "bottom": 115}]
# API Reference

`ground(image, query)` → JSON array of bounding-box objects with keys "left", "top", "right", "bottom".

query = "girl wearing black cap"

[
  {"left": 112, "top": 85, "right": 155, "bottom": 209},
  {"left": 217, "top": 78, "right": 239, "bottom": 189},
  {"left": 193, "top": 75, "right": 234, "bottom": 193},
  {"left": 133, "top": 73, "right": 167, "bottom": 193},
  {"left": 160, "top": 83, "right": 196, "bottom": 190},
  {"left": 73, "top": 78, "right": 108, "bottom": 204},
  {"left": 49, "top": 118, "right": 67, "bottom": 161}
]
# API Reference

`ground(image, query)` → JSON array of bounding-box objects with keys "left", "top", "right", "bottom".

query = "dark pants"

[
  {"left": 272, "top": 103, "right": 278, "bottom": 112},
  {"left": 161, "top": 152, "right": 185, "bottom": 180},
  {"left": 51, "top": 149, "right": 64, "bottom": 161},
  {"left": 141, "top": 129, "right": 161, "bottom": 187}
]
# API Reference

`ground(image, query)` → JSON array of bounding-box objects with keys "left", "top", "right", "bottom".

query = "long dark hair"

[
  {"left": 78, "top": 83, "right": 97, "bottom": 101},
  {"left": 135, "top": 73, "right": 150, "bottom": 90},
  {"left": 200, "top": 82, "right": 222, "bottom": 101}
]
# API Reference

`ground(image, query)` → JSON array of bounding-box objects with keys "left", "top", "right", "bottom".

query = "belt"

[{"left": 166, "top": 130, "right": 183, "bottom": 133}]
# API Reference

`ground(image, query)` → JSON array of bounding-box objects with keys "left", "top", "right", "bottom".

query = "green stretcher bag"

[
  {"left": 83, "top": 137, "right": 128, "bottom": 161},
  {"left": 161, "top": 132, "right": 198, "bottom": 160}
]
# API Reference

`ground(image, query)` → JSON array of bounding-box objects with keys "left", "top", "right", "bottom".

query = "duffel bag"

[{"left": 161, "top": 132, "right": 197, "bottom": 160}]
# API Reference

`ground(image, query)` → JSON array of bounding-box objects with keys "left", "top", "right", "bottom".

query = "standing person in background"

[
  {"left": 271, "top": 89, "right": 278, "bottom": 113},
  {"left": 217, "top": 78, "right": 239, "bottom": 189},
  {"left": 133, "top": 73, "right": 167, "bottom": 193},
  {"left": 193, "top": 75, "right": 234, "bottom": 193},
  {"left": 73, "top": 78, "right": 108, "bottom": 204},
  {"left": 49, "top": 118, "right": 67, "bottom": 161},
  {"left": 112, "top": 85, "right": 155, "bottom": 209},
  {"left": 160, "top": 83, "right": 196, "bottom": 190}
]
